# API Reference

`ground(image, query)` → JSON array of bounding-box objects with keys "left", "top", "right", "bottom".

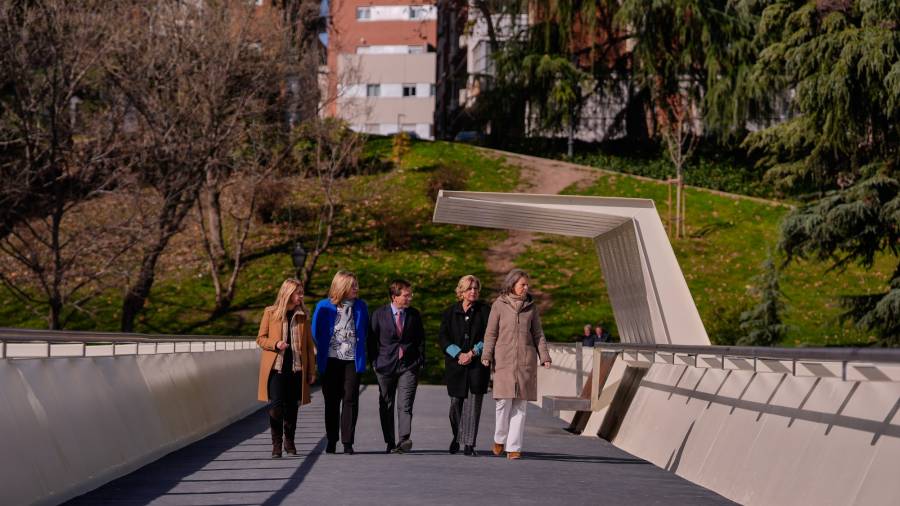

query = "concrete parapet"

[
  {"left": 0, "top": 349, "right": 260, "bottom": 506},
  {"left": 612, "top": 364, "right": 900, "bottom": 505}
]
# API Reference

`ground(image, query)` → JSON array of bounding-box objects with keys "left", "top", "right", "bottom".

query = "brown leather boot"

[
  {"left": 283, "top": 403, "right": 298, "bottom": 455},
  {"left": 268, "top": 406, "right": 283, "bottom": 458}
]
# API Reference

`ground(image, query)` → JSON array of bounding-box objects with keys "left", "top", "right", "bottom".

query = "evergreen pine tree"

[
  {"left": 738, "top": 256, "right": 787, "bottom": 347},
  {"left": 741, "top": 0, "right": 900, "bottom": 344}
]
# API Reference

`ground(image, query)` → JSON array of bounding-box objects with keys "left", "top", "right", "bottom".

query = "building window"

[
  {"left": 409, "top": 6, "right": 425, "bottom": 19},
  {"left": 366, "top": 84, "right": 381, "bottom": 97},
  {"left": 356, "top": 7, "right": 371, "bottom": 20},
  {"left": 408, "top": 45, "right": 425, "bottom": 54},
  {"left": 402, "top": 84, "right": 416, "bottom": 97},
  {"left": 430, "top": 84, "right": 436, "bottom": 97}
]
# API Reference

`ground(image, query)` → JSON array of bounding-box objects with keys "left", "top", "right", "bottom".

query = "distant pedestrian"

[
  {"left": 439, "top": 274, "right": 491, "bottom": 456},
  {"left": 312, "top": 271, "right": 369, "bottom": 455},
  {"left": 593, "top": 323, "right": 611, "bottom": 344},
  {"left": 482, "top": 269, "right": 551, "bottom": 460},
  {"left": 577, "top": 323, "right": 594, "bottom": 346},
  {"left": 574, "top": 323, "right": 594, "bottom": 346},
  {"left": 369, "top": 279, "right": 426, "bottom": 454},
  {"left": 256, "top": 278, "right": 317, "bottom": 459}
]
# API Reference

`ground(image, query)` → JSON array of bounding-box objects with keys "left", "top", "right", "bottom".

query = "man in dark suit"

[
  {"left": 593, "top": 322, "right": 611, "bottom": 344},
  {"left": 368, "top": 279, "right": 425, "bottom": 453}
]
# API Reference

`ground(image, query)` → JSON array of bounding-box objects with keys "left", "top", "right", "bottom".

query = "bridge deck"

[{"left": 67, "top": 385, "right": 732, "bottom": 505}]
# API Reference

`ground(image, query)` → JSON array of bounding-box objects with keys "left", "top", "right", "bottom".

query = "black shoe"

[
  {"left": 449, "top": 440, "right": 460, "bottom": 454},
  {"left": 343, "top": 444, "right": 354, "bottom": 455},
  {"left": 464, "top": 445, "right": 477, "bottom": 456},
  {"left": 325, "top": 441, "right": 337, "bottom": 454},
  {"left": 386, "top": 443, "right": 395, "bottom": 454},
  {"left": 392, "top": 439, "right": 413, "bottom": 454}
]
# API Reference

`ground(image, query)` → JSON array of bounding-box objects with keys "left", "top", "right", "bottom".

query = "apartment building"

[{"left": 326, "top": 1, "right": 437, "bottom": 139}]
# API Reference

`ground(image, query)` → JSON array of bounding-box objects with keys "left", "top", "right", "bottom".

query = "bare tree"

[
  {"left": 291, "top": 118, "right": 364, "bottom": 292},
  {"left": 657, "top": 90, "right": 699, "bottom": 239},
  {"left": 0, "top": 0, "right": 137, "bottom": 328},
  {"left": 105, "top": 0, "right": 293, "bottom": 331}
]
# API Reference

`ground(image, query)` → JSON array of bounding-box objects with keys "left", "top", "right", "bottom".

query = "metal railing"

[
  {"left": 0, "top": 327, "right": 257, "bottom": 359},
  {"left": 594, "top": 342, "right": 900, "bottom": 382}
]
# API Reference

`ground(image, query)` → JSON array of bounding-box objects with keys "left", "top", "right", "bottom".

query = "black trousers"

[
  {"left": 267, "top": 368, "right": 302, "bottom": 441},
  {"left": 322, "top": 358, "right": 360, "bottom": 445}
]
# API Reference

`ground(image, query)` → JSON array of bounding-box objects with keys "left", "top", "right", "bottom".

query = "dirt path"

[{"left": 476, "top": 148, "right": 600, "bottom": 308}]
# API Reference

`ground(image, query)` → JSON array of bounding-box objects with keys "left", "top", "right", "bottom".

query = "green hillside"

[
  {"left": 521, "top": 172, "right": 889, "bottom": 346},
  {"left": 0, "top": 140, "right": 888, "bottom": 371}
]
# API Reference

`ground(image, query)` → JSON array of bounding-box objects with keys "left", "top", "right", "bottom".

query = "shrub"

[
  {"left": 370, "top": 204, "right": 420, "bottom": 250},
  {"left": 254, "top": 180, "right": 285, "bottom": 224},
  {"left": 425, "top": 163, "right": 467, "bottom": 202},
  {"left": 392, "top": 132, "right": 411, "bottom": 164}
]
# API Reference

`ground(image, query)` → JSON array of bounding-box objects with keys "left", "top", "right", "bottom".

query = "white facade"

[
  {"left": 356, "top": 44, "right": 428, "bottom": 54},
  {"left": 458, "top": 9, "right": 528, "bottom": 108},
  {"left": 355, "top": 4, "right": 436, "bottom": 22},
  {"left": 337, "top": 53, "right": 436, "bottom": 139}
]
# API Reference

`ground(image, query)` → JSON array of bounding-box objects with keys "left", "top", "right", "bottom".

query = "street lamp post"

[{"left": 291, "top": 241, "right": 307, "bottom": 281}]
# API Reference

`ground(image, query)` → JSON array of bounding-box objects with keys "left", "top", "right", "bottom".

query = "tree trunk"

[
  {"left": 567, "top": 114, "right": 575, "bottom": 158},
  {"left": 680, "top": 180, "right": 686, "bottom": 238},
  {"left": 48, "top": 296, "right": 62, "bottom": 330},
  {"left": 302, "top": 190, "right": 335, "bottom": 293},
  {"left": 202, "top": 184, "right": 226, "bottom": 269},
  {"left": 625, "top": 85, "right": 652, "bottom": 143},
  {"left": 675, "top": 173, "right": 683, "bottom": 239},
  {"left": 121, "top": 248, "right": 163, "bottom": 332},
  {"left": 121, "top": 196, "right": 197, "bottom": 332}
]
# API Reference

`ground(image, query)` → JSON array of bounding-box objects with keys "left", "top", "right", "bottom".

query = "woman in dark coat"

[{"left": 439, "top": 274, "right": 491, "bottom": 456}]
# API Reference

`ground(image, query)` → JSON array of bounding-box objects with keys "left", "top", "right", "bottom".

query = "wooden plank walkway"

[{"left": 67, "top": 385, "right": 733, "bottom": 505}]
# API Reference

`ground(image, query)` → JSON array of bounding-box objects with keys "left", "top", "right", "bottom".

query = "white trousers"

[{"left": 493, "top": 398, "right": 527, "bottom": 452}]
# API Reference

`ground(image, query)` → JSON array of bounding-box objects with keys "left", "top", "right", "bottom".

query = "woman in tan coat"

[
  {"left": 481, "top": 269, "right": 551, "bottom": 460},
  {"left": 257, "top": 278, "right": 317, "bottom": 458}
]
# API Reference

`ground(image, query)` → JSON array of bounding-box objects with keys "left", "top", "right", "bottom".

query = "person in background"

[
  {"left": 369, "top": 279, "right": 425, "bottom": 454},
  {"left": 312, "top": 271, "right": 368, "bottom": 455},
  {"left": 580, "top": 323, "right": 596, "bottom": 347},
  {"left": 481, "top": 268, "right": 551, "bottom": 460},
  {"left": 256, "top": 279, "right": 316, "bottom": 458},
  {"left": 439, "top": 274, "right": 491, "bottom": 456},
  {"left": 593, "top": 323, "right": 611, "bottom": 344}
]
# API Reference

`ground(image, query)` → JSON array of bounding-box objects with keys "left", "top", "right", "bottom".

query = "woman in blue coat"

[{"left": 312, "top": 270, "right": 368, "bottom": 455}]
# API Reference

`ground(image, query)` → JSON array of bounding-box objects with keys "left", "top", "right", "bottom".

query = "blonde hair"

[
  {"left": 328, "top": 270, "right": 358, "bottom": 305},
  {"left": 454, "top": 274, "right": 481, "bottom": 301},
  {"left": 271, "top": 278, "right": 304, "bottom": 322}
]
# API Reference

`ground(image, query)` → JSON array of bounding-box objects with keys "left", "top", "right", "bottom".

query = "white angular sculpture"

[{"left": 432, "top": 191, "right": 709, "bottom": 345}]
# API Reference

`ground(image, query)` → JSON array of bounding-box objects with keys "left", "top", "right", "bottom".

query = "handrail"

[
  {"left": 0, "top": 327, "right": 254, "bottom": 344},
  {"left": 595, "top": 342, "right": 900, "bottom": 364}
]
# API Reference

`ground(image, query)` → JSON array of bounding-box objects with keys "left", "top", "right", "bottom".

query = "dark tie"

[{"left": 395, "top": 311, "right": 404, "bottom": 359}]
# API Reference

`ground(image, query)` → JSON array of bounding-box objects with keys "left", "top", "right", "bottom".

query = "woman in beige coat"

[
  {"left": 257, "top": 278, "right": 317, "bottom": 458},
  {"left": 481, "top": 269, "right": 551, "bottom": 460}
]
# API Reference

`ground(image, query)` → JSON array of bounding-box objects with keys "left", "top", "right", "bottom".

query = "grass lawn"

[
  {"left": 0, "top": 139, "right": 519, "bottom": 384},
  {"left": 516, "top": 172, "right": 890, "bottom": 346},
  {"left": 1, "top": 139, "right": 892, "bottom": 382}
]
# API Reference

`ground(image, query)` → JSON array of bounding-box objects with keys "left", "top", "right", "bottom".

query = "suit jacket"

[{"left": 368, "top": 304, "right": 425, "bottom": 375}]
